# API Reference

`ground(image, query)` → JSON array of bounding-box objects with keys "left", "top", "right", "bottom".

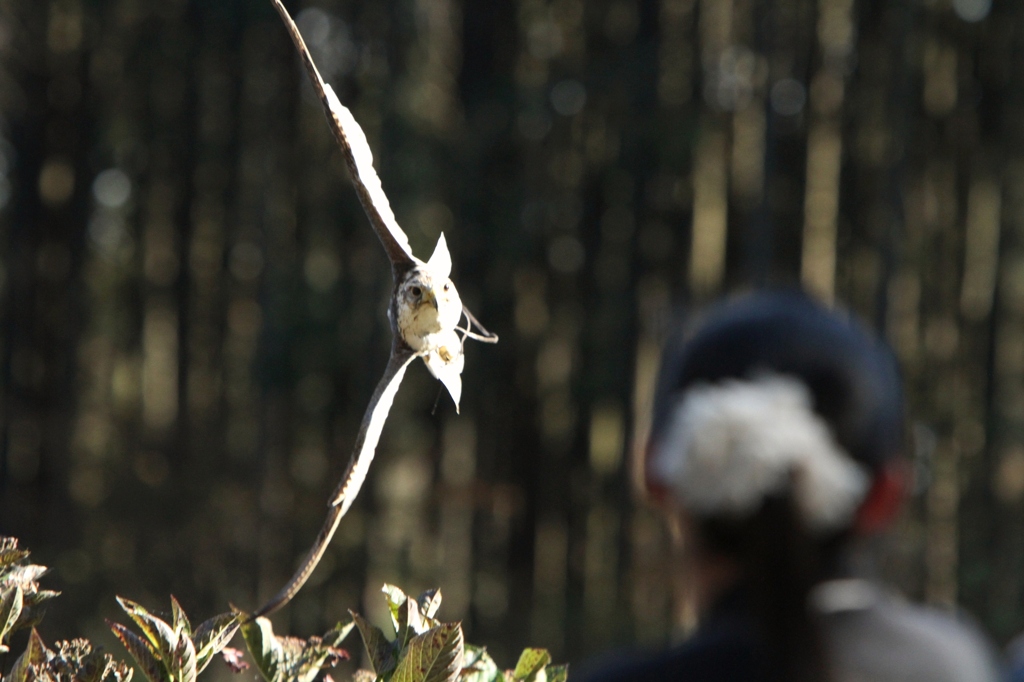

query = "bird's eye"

[
  {"left": 443, "top": 282, "right": 450, "bottom": 292},
  {"left": 410, "top": 286, "right": 422, "bottom": 297}
]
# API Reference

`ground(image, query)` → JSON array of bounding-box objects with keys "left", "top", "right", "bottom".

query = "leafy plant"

[
  {"left": 0, "top": 537, "right": 567, "bottom": 682},
  {"left": 271, "top": 584, "right": 567, "bottom": 682},
  {"left": 0, "top": 537, "right": 133, "bottom": 681},
  {"left": 107, "top": 596, "right": 241, "bottom": 682},
  {"left": 0, "top": 536, "right": 60, "bottom": 652},
  {"left": 239, "top": 614, "right": 352, "bottom": 682},
  {"left": 4, "top": 630, "right": 135, "bottom": 682}
]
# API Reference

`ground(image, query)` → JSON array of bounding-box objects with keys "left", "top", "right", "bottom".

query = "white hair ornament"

[{"left": 649, "top": 374, "right": 869, "bottom": 532}]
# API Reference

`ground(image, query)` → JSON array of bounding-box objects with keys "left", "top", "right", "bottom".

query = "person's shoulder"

[
  {"left": 573, "top": 615, "right": 766, "bottom": 682},
  {"left": 1008, "top": 631, "right": 1024, "bottom": 682},
  {"left": 823, "top": 585, "right": 1002, "bottom": 682}
]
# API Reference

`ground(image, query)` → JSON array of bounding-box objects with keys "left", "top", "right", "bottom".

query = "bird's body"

[
  {"left": 253, "top": 0, "right": 495, "bottom": 620},
  {"left": 390, "top": 234, "right": 467, "bottom": 408}
]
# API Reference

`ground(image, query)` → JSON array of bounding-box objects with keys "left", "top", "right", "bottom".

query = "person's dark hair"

[{"left": 650, "top": 290, "right": 905, "bottom": 682}]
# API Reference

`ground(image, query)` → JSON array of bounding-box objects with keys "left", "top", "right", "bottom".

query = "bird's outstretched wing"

[
  {"left": 272, "top": 0, "right": 416, "bottom": 273},
  {"left": 252, "top": 347, "right": 416, "bottom": 618}
]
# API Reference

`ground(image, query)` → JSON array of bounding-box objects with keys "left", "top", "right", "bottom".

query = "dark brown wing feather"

[
  {"left": 272, "top": 0, "right": 416, "bottom": 275},
  {"left": 252, "top": 347, "right": 416, "bottom": 618}
]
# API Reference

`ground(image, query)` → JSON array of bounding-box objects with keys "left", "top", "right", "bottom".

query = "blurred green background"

[{"left": 1, "top": 0, "right": 1023, "bottom": 677}]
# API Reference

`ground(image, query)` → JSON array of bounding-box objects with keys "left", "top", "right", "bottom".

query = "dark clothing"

[
  {"left": 575, "top": 581, "right": 1001, "bottom": 682},
  {"left": 575, "top": 589, "right": 769, "bottom": 682},
  {"left": 1008, "top": 633, "right": 1024, "bottom": 682}
]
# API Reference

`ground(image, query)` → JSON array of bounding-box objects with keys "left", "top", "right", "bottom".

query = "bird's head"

[
  {"left": 399, "top": 272, "right": 458, "bottom": 316},
  {"left": 397, "top": 233, "right": 463, "bottom": 340}
]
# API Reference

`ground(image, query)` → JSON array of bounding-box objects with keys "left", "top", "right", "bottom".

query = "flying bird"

[{"left": 253, "top": 0, "right": 497, "bottom": 619}]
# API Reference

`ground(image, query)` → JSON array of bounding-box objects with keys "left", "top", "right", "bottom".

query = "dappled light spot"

[
  {"left": 142, "top": 308, "right": 178, "bottom": 430},
  {"left": 691, "top": 128, "right": 727, "bottom": 296},
  {"left": 514, "top": 269, "right": 550, "bottom": 338},
  {"left": 304, "top": 248, "right": 342, "bottom": 291},
  {"left": 995, "top": 447, "right": 1024, "bottom": 504},
  {"left": 536, "top": 337, "right": 572, "bottom": 390},
  {"left": 550, "top": 79, "right": 586, "bottom": 117},
  {"left": 953, "top": 0, "right": 991, "bottom": 22},
  {"left": 414, "top": 200, "right": 454, "bottom": 240},
  {"left": 92, "top": 168, "right": 132, "bottom": 208},
  {"left": 379, "top": 454, "right": 431, "bottom": 506},
  {"left": 39, "top": 158, "right": 75, "bottom": 205},
  {"left": 589, "top": 401, "right": 624, "bottom": 476}
]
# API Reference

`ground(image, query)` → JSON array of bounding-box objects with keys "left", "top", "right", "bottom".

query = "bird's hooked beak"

[{"left": 423, "top": 288, "right": 439, "bottom": 311}]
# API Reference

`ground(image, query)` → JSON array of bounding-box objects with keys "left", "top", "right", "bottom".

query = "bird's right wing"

[
  {"left": 272, "top": 0, "right": 416, "bottom": 272},
  {"left": 252, "top": 346, "right": 416, "bottom": 618}
]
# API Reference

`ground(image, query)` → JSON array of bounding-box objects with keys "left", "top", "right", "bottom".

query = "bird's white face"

[
  {"left": 396, "top": 269, "right": 463, "bottom": 351},
  {"left": 395, "top": 232, "right": 464, "bottom": 351}
]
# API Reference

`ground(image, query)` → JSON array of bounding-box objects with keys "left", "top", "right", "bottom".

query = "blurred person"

[
  {"left": 576, "top": 290, "right": 1002, "bottom": 682},
  {"left": 1008, "top": 633, "right": 1024, "bottom": 682}
]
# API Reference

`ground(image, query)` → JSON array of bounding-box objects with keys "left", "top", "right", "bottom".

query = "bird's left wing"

[
  {"left": 252, "top": 346, "right": 416, "bottom": 618},
  {"left": 272, "top": 0, "right": 416, "bottom": 273}
]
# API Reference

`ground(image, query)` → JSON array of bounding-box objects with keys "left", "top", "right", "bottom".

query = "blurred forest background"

[{"left": 0, "top": 0, "right": 1023, "bottom": 677}]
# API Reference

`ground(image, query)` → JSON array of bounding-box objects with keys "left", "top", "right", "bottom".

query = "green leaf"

[
  {"left": 0, "top": 548, "right": 30, "bottom": 570},
  {"left": 110, "top": 621, "right": 167, "bottom": 682},
  {"left": 545, "top": 664, "right": 569, "bottom": 682},
  {"left": 511, "top": 649, "right": 551, "bottom": 681},
  {"left": 291, "top": 640, "right": 349, "bottom": 682},
  {"left": 351, "top": 610, "right": 396, "bottom": 677},
  {"left": 0, "top": 585, "right": 24, "bottom": 643},
  {"left": 116, "top": 597, "right": 179, "bottom": 665},
  {"left": 240, "top": 616, "right": 283, "bottom": 682},
  {"left": 11, "top": 605, "right": 50, "bottom": 633},
  {"left": 416, "top": 589, "right": 442, "bottom": 620},
  {"left": 8, "top": 628, "right": 47, "bottom": 682},
  {"left": 274, "top": 621, "right": 355, "bottom": 682},
  {"left": 402, "top": 597, "right": 427, "bottom": 642},
  {"left": 1, "top": 565, "right": 48, "bottom": 593},
  {"left": 322, "top": 620, "right": 356, "bottom": 648},
  {"left": 170, "top": 631, "right": 197, "bottom": 682},
  {"left": 23, "top": 589, "right": 60, "bottom": 608},
  {"left": 169, "top": 596, "right": 191, "bottom": 637},
  {"left": 382, "top": 584, "right": 408, "bottom": 634},
  {"left": 460, "top": 645, "right": 499, "bottom": 682},
  {"left": 391, "top": 622, "right": 464, "bottom": 682},
  {"left": 192, "top": 612, "right": 240, "bottom": 673}
]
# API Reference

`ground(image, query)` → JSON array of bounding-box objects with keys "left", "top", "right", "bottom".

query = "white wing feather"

[{"left": 323, "top": 84, "right": 414, "bottom": 261}]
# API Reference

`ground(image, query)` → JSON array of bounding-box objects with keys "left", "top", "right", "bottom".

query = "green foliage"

[
  {"left": 0, "top": 537, "right": 132, "bottom": 682},
  {"left": 329, "top": 585, "right": 567, "bottom": 682},
  {"left": 5, "top": 633, "right": 136, "bottom": 682},
  {"left": 239, "top": 614, "right": 353, "bottom": 682},
  {"left": 0, "top": 537, "right": 566, "bottom": 682},
  {"left": 0, "top": 537, "right": 60, "bottom": 653},
  {"left": 108, "top": 597, "right": 241, "bottom": 682}
]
